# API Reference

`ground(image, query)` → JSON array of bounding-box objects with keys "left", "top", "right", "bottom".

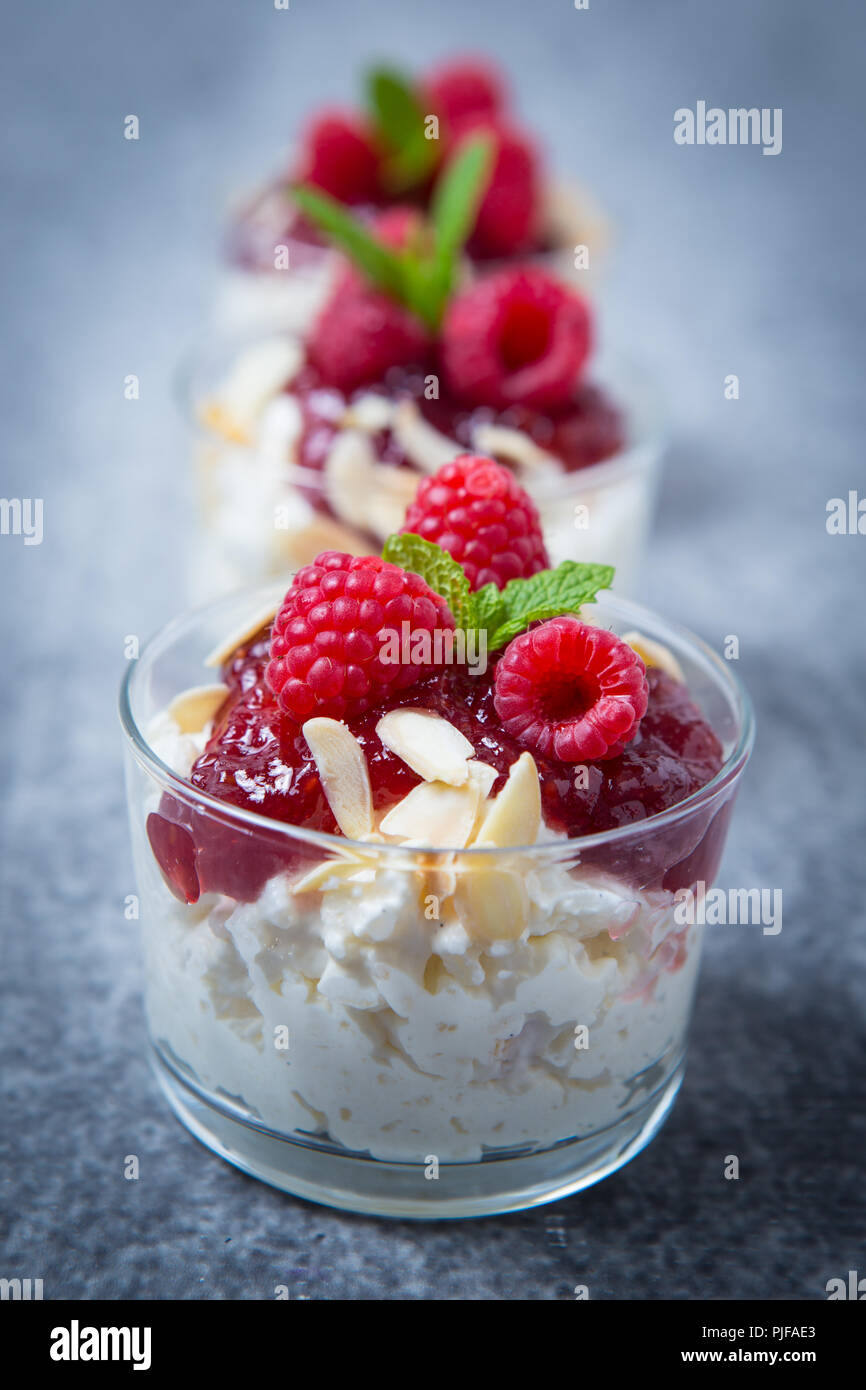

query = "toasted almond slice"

[
  {"left": 167, "top": 683, "right": 229, "bottom": 734},
  {"left": 199, "top": 400, "right": 251, "bottom": 446},
  {"left": 422, "top": 855, "right": 458, "bottom": 901},
  {"left": 363, "top": 467, "right": 419, "bottom": 540},
  {"left": 341, "top": 394, "right": 395, "bottom": 433},
  {"left": 291, "top": 855, "right": 371, "bottom": 895},
  {"left": 302, "top": 718, "right": 374, "bottom": 841},
  {"left": 323, "top": 429, "right": 419, "bottom": 540},
  {"left": 323, "top": 429, "right": 378, "bottom": 530},
  {"left": 467, "top": 761, "right": 499, "bottom": 842},
  {"left": 621, "top": 630, "right": 685, "bottom": 683},
  {"left": 376, "top": 709, "right": 474, "bottom": 786},
  {"left": 273, "top": 513, "right": 375, "bottom": 568},
  {"left": 471, "top": 423, "right": 561, "bottom": 474},
  {"left": 467, "top": 760, "right": 498, "bottom": 800},
  {"left": 474, "top": 752, "right": 541, "bottom": 848},
  {"left": 390, "top": 399, "right": 458, "bottom": 474},
  {"left": 545, "top": 175, "right": 611, "bottom": 264},
  {"left": 454, "top": 866, "right": 529, "bottom": 944},
  {"left": 379, "top": 779, "right": 482, "bottom": 848},
  {"left": 214, "top": 337, "right": 303, "bottom": 436},
  {"left": 204, "top": 600, "right": 279, "bottom": 669}
]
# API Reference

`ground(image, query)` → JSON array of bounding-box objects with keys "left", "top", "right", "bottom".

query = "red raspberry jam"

[
  {"left": 293, "top": 363, "right": 625, "bottom": 485},
  {"left": 148, "top": 627, "right": 723, "bottom": 905}
]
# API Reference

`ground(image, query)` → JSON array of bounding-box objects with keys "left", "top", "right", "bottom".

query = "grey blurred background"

[{"left": 1, "top": 0, "right": 864, "bottom": 1299}]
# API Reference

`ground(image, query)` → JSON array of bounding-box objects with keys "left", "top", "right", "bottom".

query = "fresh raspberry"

[
  {"left": 293, "top": 108, "right": 381, "bottom": 205},
  {"left": 266, "top": 552, "right": 456, "bottom": 722},
  {"left": 403, "top": 454, "right": 549, "bottom": 591},
  {"left": 424, "top": 58, "right": 506, "bottom": 128},
  {"left": 306, "top": 206, "right": 431, "bottom": 391},
  {"left": 443, "top": 117, "right": 539, "bottom": 258},
  {"left": 308, "top": 276, "right": 429, "bottom": 393},
  {"left": 372, "top": 204, "right": 426, "bottom": 250},
  {"left": 493, "top": 617, "right": 648, "bottom": 762},
  {"left": 441, "top": 266, "right": 592, "bottom": 410}
]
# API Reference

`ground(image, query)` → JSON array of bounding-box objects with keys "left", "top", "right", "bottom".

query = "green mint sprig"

[
  {"left": 366, "top": 67, "right": 439, "bottom": 193},
  {"left": 292, "top": 133, "right": 493, "bottom": 331},
  {"left": 382, "top": 534, "right": 615, "bottom": 653}
]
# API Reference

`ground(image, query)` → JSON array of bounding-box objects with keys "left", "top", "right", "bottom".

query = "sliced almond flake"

[
  {"left": 467, "top": 760, "right": 498, "bottom": 800},
  {"left": 362, "top": 467, "right": 419, "bottom": 541},
  {"left": 341, "top": 394, "right": 395, "bottom": 433},
  {"left": 422, "top": 855, "right": 458, "bottom": 901},
  {"left": 379, "top": 779, "right": 482, "bottom": 848},
  {"left": 199, "top": 400, "right": 251, "bottom": 446},
  {"left": 467, "top": 761, "right": 499, "bottom": 843},
  {"left": 471, "top": 423, "right": 561, "bottom": 475},
  {"left": 474, "top": 752, "right": 541, "bottom": 849},
  {"left": 214, "top": 337, "right": 304, "bottom": 436},
  {"left": 390, "top": 399, "right": 459, "bottom": 474},
  {"left": 323, "top": 429, "right": 378, "bottom": 529},
  {"left": 323, "top": 428, "right": 419, "bottom": 540},
  {"left": 376, "top": 709, "right": 474, "bottom": 786},
  {"left": 291, "top": 855, "right": 373, "bottom": 895},
  {"left": 621, "top": 630, "right": 685, "bottom": 683},
  {"left": 204, "top": 600, "right": 279, "bottom": 669},
  {"left": 167, "top": 683, "right": 229, "bottom": 734},
  {"left": 273, "top": 512, "right": 376, "bottom": 568},
  {"left": 544, "top": 176, "right": 611, "bottom": 263},
  {"left": 302, "top": 718, "right": 374, "bottom": 841},
  {"left": 454, "top": 865, "right": 529, "bottom": 944}
]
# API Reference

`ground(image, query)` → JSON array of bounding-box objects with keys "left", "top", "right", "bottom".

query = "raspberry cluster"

[{"left": 293, "top": 55, "right": 541, "bottom": 258}]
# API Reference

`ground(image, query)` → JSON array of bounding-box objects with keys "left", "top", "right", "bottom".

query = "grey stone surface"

[{"left": 1, "top": 0, "right": 864, "bottom": 1300}]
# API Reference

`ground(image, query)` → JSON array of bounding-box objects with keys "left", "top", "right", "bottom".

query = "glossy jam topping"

[
  {"left": 293, "top": 363, "right": 625, "bottom": 481},
  {"left": 149, "top": 628, "right": 723, "bottom": 905}
]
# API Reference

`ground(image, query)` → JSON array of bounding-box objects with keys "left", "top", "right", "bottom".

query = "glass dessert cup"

[
  {"left": 120, "top": 586, "right": 753, "bottom": 1219},
  {"left": 184, "top": 335, "right": 664, "bottom": 603}
]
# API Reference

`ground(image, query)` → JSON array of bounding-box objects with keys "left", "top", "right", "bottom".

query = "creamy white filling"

[{"left": 141, "top": 715, "right": 701, "bottom": 1162}]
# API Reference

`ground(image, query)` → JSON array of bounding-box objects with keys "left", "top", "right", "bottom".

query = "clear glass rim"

[
  {"left": 175, "top": 329, "right": 667, "bottom": 499},
  {"left": 119, "top": 586, "right": 755, "bottom": 863}
]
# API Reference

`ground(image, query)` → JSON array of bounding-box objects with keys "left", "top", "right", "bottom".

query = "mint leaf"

[
  {"left": 381, "top": 537, "right": 615, "bottom": 657},
  {"left": 430, "top": 134, "right": 494, "bottom": 265},
  {"left": 291, "top": 185, "right": 406, "bottom": 300},
  {"left": 486, "top": 562, "right": 615, "bottom": 650},
  {"left": 471, "top": 581, "right": 509, "bottom": 635},
  {"left": 293, "top": 134, "right": 494, "bottom": 333},
  {"left": 367, "top": 67, "right": 437, "bottom": 193},
  {"left": 382, "top": 533, "right": 476, "bottom": 631}
]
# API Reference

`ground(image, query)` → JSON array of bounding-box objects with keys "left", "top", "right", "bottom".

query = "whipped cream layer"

[{"left": 141, "top": 713, "right": 700, "bottom": 1163}]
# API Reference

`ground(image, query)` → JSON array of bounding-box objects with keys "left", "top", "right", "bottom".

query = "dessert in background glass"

[
  {"left": 189, "top": 151, "right": 662, "bottom": 601},
  {"left": 216, "top": 55, "right": 610, "bottom": 336},
  {"left": 121, "top": 479, "right": 752, "bottom": 1217}
]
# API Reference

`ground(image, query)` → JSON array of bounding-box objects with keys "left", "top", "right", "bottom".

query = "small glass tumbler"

[
  {"left": 184, "top": 338, "right": 665, "bottom": 603},
  {"left": 120, "top": 588, "right": 752, "bottom": 1218}
]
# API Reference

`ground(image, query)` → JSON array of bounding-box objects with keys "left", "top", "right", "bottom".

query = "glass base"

[{"left": 151, "top": 1047, "right": 685, "bottom": 1219}]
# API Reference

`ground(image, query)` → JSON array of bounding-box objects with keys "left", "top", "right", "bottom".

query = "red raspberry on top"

[
  {"left": 444, "top": 117, "right": 539, "bottom": 258},
  {"left": 266, "top": 552, "right": 455, "bottom": 722},
  {"left": 403, "top": 454, "right": 549, "bottom": 591},
  {"left": 293, "top": 108, "right": 382, "bottom": 205},
  {"left": 307, "top": 206, "right": 431, "bottom": 392},
  {"left": 441, "top": 266, "right": 592, "bottom": 411},
  {"left": 493, "top": 617, "right": 649, "bottom": 762},
  {"left": 308, "top": 282, "right": 429, "bottom": 391},
  {"left": 424, "top": 57, "right": 506, "bottom": 128}
]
